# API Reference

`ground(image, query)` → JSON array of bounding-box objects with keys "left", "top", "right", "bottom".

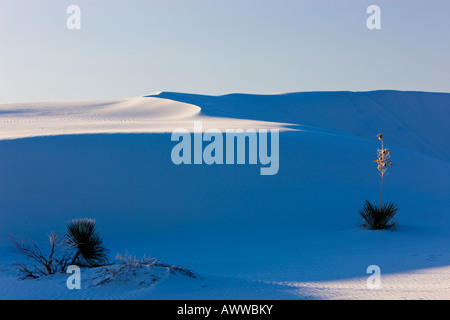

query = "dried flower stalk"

[{"left": 374, "top": 134, "right": 393, "bottom": 208}]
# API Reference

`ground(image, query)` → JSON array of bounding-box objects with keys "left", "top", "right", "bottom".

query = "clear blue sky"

[{"left": 1, "top": 0, "right": 449, "bottom": 103}]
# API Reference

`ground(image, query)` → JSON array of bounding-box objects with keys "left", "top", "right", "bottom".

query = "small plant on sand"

[
  {"left": 115, "top": 254, "right": 197, "bottom": 278},
  {"left": 9, "top": 232, "right": 72, "bottom": 279},
  {"left": 67, "top": 218, "right": 109, "bottom": 267},
  {"left": 10, "top": 219, "right": 109, "bottom": 279},
  {"left": 359, "top": 200, "right": 398, "bottom": 230},
  {"left": 92, "top": 254, "right": 198, "bottom": 287},
  {"left": 359, "top": 134, "right": 399, "bottom": 230}
]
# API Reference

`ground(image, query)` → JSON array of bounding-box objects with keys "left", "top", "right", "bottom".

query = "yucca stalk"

[
  {"left": 374, "top": 134, "right": 393, "bottom": 208},
  {"left": 66, "top": 218, "right": 109, "bottom": 267}
]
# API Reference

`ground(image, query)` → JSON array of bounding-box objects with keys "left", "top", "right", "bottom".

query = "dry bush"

[
  {"left": 9, "top": 232, "right": 72, "bottom": 280},
  {"left": 116, "top": 254, "right": 197, "bottom": 279}
]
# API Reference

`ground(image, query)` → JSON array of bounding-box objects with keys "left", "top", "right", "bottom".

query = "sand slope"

[{"left": 0, "top": 95, "right": 290, "bottom": 140}]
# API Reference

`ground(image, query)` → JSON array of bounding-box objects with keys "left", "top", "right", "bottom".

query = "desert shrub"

[
  {"left": 115, "top": 254, "right": 197, "bottom": 278},
  {"left": 116, "top": 254, "right": 158, "bottom": 270},
  {"left": 359, "top": 200, "right": 399, "bottom": 230},
  {"left": 67, "top": 218, "right": 109, "bottom": 267},
  {"left": 92, "top": 254, "right": 198, "bottom": 287},
  {"left": 9, "top": 232, "right": 72, "bottom": 280}
]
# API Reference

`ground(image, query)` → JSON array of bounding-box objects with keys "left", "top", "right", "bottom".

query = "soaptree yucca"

[
  {"left": 360, "top": 134, "right": 399, "bottom": 230},
  {"left": 67, "top": 218, "right": 109, "bottom": 267},
  {"left": 359, "top": 200, "right": 398, "bottom": 230}
]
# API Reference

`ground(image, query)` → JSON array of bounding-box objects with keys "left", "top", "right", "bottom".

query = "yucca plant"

[
  {"left": 67, "top": 218, "right": 109, "bottom": 267},
  {"left": 359, "top": 200, "right": 398, "bottom": 230},
  {"left": 360, "top": 134, "right": 399, "bottom": 230}
]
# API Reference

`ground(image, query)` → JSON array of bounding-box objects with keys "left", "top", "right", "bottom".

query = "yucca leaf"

[
  {"left": 359, "top": 200, "right": 399, "bottom": 230},
  {"left": 66, "top": 218, "right": 109, "bottom": 266}
]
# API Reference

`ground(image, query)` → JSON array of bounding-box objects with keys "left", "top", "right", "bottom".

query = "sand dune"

[
  {"left": 0, "top": 90, "right": 449, "bottom": 300},
  {"left": 148, "top": 90, "right": 450, "bottom": 163},
  {"left": 0, "top": 95, "right": 290, "bottom": 140}
]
